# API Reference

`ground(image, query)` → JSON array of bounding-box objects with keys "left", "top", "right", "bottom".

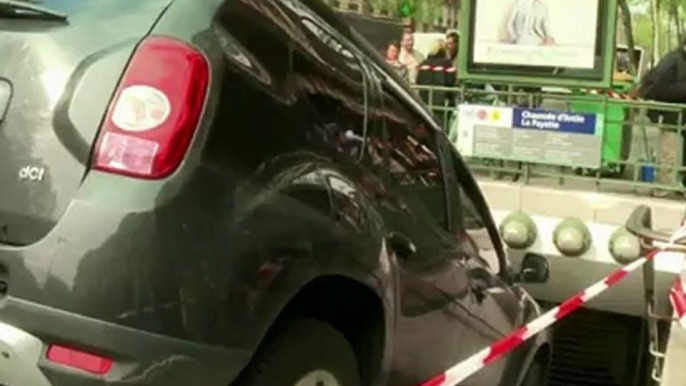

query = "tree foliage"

[
  {"left": 365, "top": 0, "right": 450, "bottom": 25},
  {"left": 626, "top": 0, "right": 686, "bottom": 63}
]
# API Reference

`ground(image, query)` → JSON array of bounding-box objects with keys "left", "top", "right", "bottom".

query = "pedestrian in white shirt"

[{"left": 398, "top": 31, "right": 425, "bottom": 84}]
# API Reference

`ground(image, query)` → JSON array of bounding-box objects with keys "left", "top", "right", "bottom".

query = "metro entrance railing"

[{"left": 412, "top": 84, "right": 686, "bottom": 197}]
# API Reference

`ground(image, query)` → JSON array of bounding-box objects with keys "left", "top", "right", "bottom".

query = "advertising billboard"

[
  {"left": 472, "top": 0, "right": 599, "bottom": 69},
  {"left": 458, "top": 0, "right": 618, "bottom": 88}
]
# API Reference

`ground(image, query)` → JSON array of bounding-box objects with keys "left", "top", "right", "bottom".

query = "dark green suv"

[{"left": 0, "top": 1, "right": 551, "bottom": 386}]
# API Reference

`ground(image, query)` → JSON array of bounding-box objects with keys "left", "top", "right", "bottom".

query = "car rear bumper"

[
  {"left": 0, "top": 320, "right": 53, "bottom": 386},
  {"left": 0, "top": 296, "right": 252, "bottom": 386}
]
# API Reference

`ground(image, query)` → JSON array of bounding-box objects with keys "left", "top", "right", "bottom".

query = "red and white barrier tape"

[
  {"left": 417, "top": 249, "right": 659, "bottom": 386},
  {"left": 665, "top": 223, "right": 686, "bottom": 328},
  {"left": 584, "top": 88, "right": 638, "bottom": 101},
  {"left": 416, "top": 65, "right": 457, "bottom": 73},
  {"left": 670, "top": 278, "right": 686, "bottom": 329}
]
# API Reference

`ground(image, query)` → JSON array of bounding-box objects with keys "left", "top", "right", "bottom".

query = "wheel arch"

[{"left": 248, "top": 275, "right": 389, "bottom": 386}]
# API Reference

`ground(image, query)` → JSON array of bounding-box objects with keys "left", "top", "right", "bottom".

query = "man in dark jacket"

[
  {"left": 639, "top": 39, "right": 686, "bottom": 185},
  {"left": 641, "top": 42, "right": 686, "bottom": 105},
  {"left": 416, "top": 40, "right": 457, "bottom": 130}
]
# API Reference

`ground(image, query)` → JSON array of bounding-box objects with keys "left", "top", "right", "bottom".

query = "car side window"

[
  {"left": 459, "top": 186, "right": 501, "bottom": 275},
  {"left": 381, "top": 85, "right": 448, "bottom": 231},
  {"left": 460, "top": 187, "right": 486, "bottom": 231},
  {"left": 437, "top": 136, "right": 503, "bottom": 274}
]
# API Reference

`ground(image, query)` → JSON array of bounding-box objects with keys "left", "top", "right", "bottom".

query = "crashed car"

[{"left": 0, "top": 0, "right": 551, "bottom": 385}]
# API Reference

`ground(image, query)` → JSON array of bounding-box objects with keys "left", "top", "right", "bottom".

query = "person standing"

[
  {"left": 416, "top": 39, "right": 456, "bottom": 130},
  {"left": 399, "top": 31, "right": 425, "bottom": 84},
  {"left": 640, "top": 41, "right": 686, "bottom": 104},
  {"left": 385, "top": 41, "right": 410, "bottom": 83},
  {"left": 506, "top": 0, "right": 555, "bottom": 46},
  {"left": 637, "top": 38, "right": 686, "bottom": 187},
  {"left": 445, "top": 31, "right": 459, "bottom": 70}
]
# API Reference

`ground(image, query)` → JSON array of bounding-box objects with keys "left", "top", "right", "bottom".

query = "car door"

[
  {"left": 441, "top": 144, "right": 527, "bottom": 386},
  {"left": 375, "top": 79, "right": 478, "bottom": 386}
]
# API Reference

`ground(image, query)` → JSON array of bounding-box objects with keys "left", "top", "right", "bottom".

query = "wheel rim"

[{"left": 294, "top": 370, "right": 340, "bottom": 386}]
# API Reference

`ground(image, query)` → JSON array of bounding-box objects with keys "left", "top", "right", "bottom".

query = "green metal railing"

[{"left": 412, "top": 83, "right": 686, "bottom": 197}]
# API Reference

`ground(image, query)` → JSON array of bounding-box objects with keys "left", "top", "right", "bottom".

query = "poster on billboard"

[{"left": 471, "top": 0, "right": 600, "bottom": 69}]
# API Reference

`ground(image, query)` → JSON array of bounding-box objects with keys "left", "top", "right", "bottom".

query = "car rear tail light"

[
  {"left": 93, "top": 36, "right": 210, "bottom": 179},
  {"left": 47, "top": 344, "right": 114, "bottom": 375}
]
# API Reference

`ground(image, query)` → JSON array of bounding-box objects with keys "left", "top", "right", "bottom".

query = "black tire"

[
  {"left": 237, "top": 318, "right": 360, "bottom": 386},
  {"left": 521, "top": 360, "right": 547, "bottom": 386}
]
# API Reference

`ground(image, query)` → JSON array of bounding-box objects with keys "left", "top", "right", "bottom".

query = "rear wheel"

[{"left": 237, "top": 318, "right": 360, "bottom": 386}]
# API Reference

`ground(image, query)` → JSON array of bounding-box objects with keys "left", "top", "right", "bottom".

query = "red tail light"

[
  {"left": 93, "top": 36, "right": 210, "bottom": 179},
  {"left": 47, "top": 344, "right": 113, "bottom": 375}
]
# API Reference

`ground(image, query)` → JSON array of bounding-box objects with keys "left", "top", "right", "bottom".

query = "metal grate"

[{"left": 549, "top": 307, "right": 647, "bottom": 386}]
